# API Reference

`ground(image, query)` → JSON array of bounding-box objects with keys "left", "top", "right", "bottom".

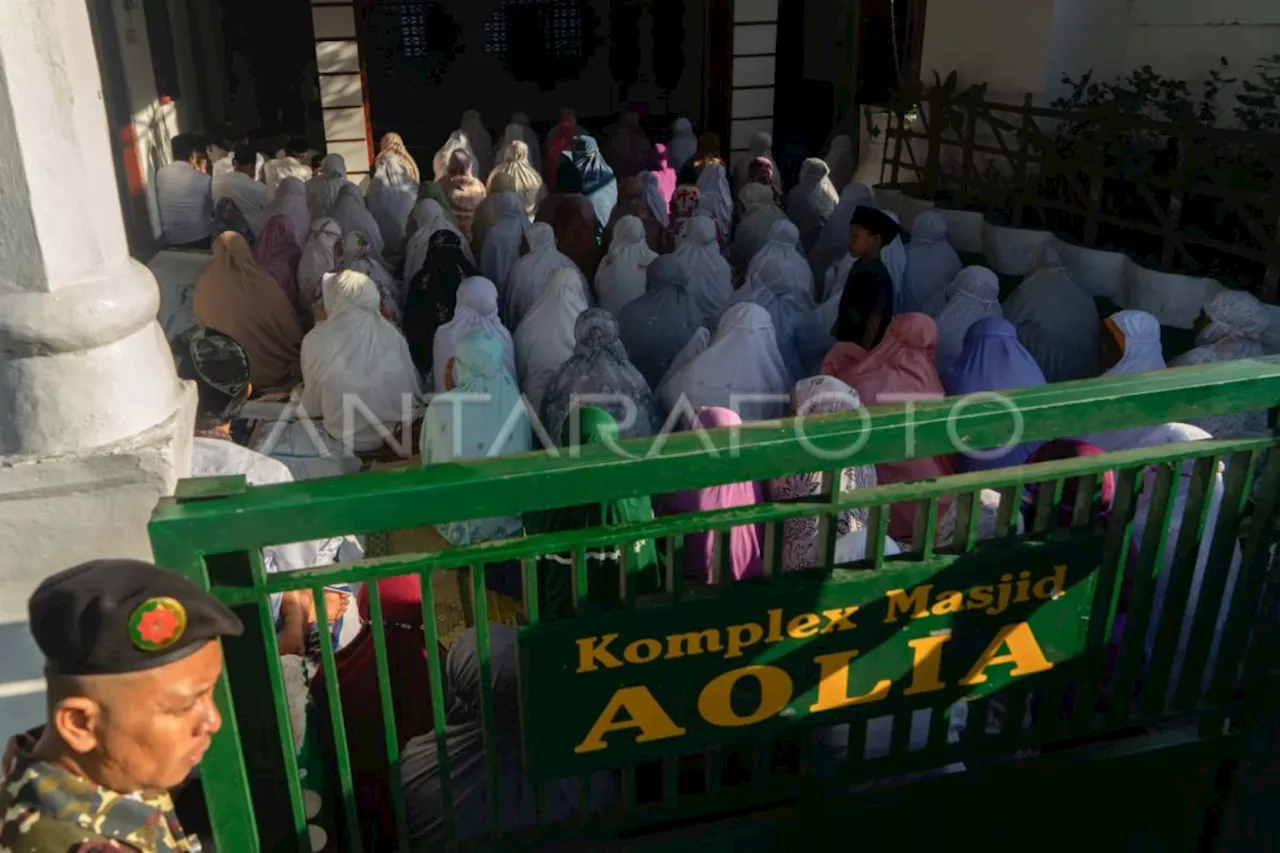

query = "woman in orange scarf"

[{"left": 194, "top": 232, "right": 305, "bottom": 392}]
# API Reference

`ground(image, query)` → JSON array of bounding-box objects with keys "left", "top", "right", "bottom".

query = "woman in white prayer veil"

[
  {"left": 339, "top": 231, "right": 401, "bottom": 322},
  {"left": 730, "top": 183, "right": 789, "bottom": 274},
  {"left": 499, "top": 112, "right": 542, "bottom": 180},
  {"left": 672, "top": 214, "right": 733, "bottom": 324},
  {"left": 432, "top": 277, "right": 516, "bottom": 393},
  {"left": 488, "top": 137, "right": 547, "bottom": 220},
  {"left": 306, "top": 154, "right": 348, "bottom": 219},
  {"left": 786, "top": 158, "right": 839, "bottom": 255},
  {"left": 403, "top": 199, "right": 475, "bottom": 284},
  {"left": 595, "top": 215, "right": 657, "bottom": 316},
  {"left": 1132, "top": 423, "right": 1240, "bottom": 706},
  {"left": 1002, "top": 242, "right": 1100, "bottom": 382},
  {"left": 367, "top": 154, "right": 420, "bottom": 259},
  {"left": 731, "top": 132, "right": 782, "bottom": 193},
  {"left": 297, "top": 218, "right": 344, "bottom": 316},
  {"left": 1084, "top": 309, "right": 1167, "bottom": 451},
  {"left": 902, "top": 211, "right": 962, "bottom": 317},
  {"left": 667, "top": 117, "right": 698, "bottom": 178},
  {"left": 823, "top": 134, "right": 856, "bottom": 194},
  {"left": 479, "top": 194, "right": 528, "bottom": 298},
  {"left": 933, "top": 266, "right": 1003, "bottom": 373},
  {"left": 809, "top": 182, "right": 875, "bottom": 295},
  {"left": 327, "top": 182, "right": 385, "bottom": 254},
  {"left": 505, "top": 223, "right": 586, "bottom": 329},
  {"left": 726, "top": 224, "right": 816, "bottom": 381},
  {"left": 433, "top": 130, "right": 478, "bottom": 182},
  {"left": 695, "top": 162, "right": 734, "bottom": 241},
  {"left": 638, "top": 171, "right": 670, "bottom": 229},
  {"left": 659, "top": 302, "right": 791, "bottom": 423},
  {"left": 1171, "top": 290, "right": 1272, "bottom": 437},
  {"left": 459, "top": 109, "right": 494, "bottom": 176},
  {"left": 299, "top": 270, "right": 422, "bottom": 454},
  {"left": 514, "top": 268, "right": 590, "bottom": 415}
]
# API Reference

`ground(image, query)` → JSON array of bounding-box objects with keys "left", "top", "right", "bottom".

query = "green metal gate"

[{"left": 149, "top": 358, "right": 1280, "bottom": 851}]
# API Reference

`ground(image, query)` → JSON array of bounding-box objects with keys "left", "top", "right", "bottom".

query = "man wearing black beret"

[
  {"left": 833, "top": 205, "right": 902, "bottom": 349},
  {"left": 0, "top": 560, "right": 243, "bottom": 852}
]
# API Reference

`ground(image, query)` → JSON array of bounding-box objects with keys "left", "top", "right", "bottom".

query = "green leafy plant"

[{"left": 1234, "top": 55, "right": 1280, "bottom": 134}]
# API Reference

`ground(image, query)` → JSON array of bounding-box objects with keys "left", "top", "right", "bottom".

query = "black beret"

[
  {"left": 849, "top": 205, "right": 902, "bottom": 244},
  {"left": 29, "top": 559, "right": 244, "bottom": 677}
]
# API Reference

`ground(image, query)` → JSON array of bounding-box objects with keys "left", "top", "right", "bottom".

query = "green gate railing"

[{"left": 149, "top": 358, "right": 1280, "bottom": 852}]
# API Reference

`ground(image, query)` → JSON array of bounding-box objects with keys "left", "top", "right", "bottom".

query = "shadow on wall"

[{"left": 0, "top": 620, "right": 46, "bottom": 735}]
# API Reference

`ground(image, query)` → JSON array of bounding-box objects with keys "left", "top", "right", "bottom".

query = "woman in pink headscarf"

[
  {"left": 644, "top": 143, "right": 678, "bottom": 208},
  {"left": 822, "top": 313, "right": 956, "bottom": 545},
  {"left": 260, "top": 176, "right": 311, "bottom": 249},
  {"left": 655, "top": 407, "right": 764, "bottom": 584},
  {"left": 544, "top": 108, "right": 580, "bottom": 178},
  {"left": 253, "top": 214, "right": 303, "bottom": 307}
]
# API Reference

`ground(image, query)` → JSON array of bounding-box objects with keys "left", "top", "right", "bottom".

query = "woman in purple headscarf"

[
  {"left": 655, "top": 407, "right": 765, "bottom": 584},
  {"left": 943, "top": 316, "right": 1047, "bottom": 472}
]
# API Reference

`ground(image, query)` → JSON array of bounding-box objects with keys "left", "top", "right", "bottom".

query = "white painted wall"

[
  {"left": 921, "top": 0, "right": 1280, "bottom": 107},
  {"left": 918, "top": 0, "right": 1058, "bottom": 100}
]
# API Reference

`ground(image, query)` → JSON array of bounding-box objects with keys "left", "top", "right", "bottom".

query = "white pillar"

[{"left": 0, "top": 0, "right": 196, "bottom": 726}]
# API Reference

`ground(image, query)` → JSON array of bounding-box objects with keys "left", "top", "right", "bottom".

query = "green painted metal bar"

[
  {"left": 312, "top": 586, "right": 363, "bottom": 852},
  {"left": 1209, "top": 450, "right": 1280, "bottom": 706},
  {"left": 1141, "top": 455, "right": 1217, "bottom": 717},
  {"left": 470, "top": 565, "right": 500, "bottom": 840},
  {"left": 664, "top": 536, "right": 683, "bottom": 604},
  {"left": 144, "top": 532, "right": 260, "bottom": 852},
  {"left": 365, "top": 582, "right": 411, "bottom": 852},
  {"left": 994, "top": 485, "right": 1018, "bottom": 539},
  {"left": 818, "top": 469, "right": 841, "bottom": 574},
  {"left": 416, "top": 571, "right": 455, "bottom": 847},
  {"left": 150, "top": 361, "right": 1280, "bottom": 554},
  {"left": 194, "top": 440, "right": 1273, "bottom": 606},
  {"left": 573, "top": 546, "right": 589, "bottom": 614},
  {"left": 1172, "top": 452, "right": 1254, "bottom": 711},
  {"left": 918, "top": 496, "right": 939, "bottom": 559},
  {"left": 950, "top": 491, "right": 975, "bottom": 551},
  {"left": 1032, "top": 479, "right": 1055, "bottom": 535},
  {"left": 868, "top": 505, "right": 888, "bottom": 569},
  {"left": 1109, "top": 464, "right": 1179, "bottom": 727},
  {"left": 1073, "top": 467, "right": 1139, "bottom": 736},
  {"left": 1070, "top": 473, "right": 1098, "bottom": 529}
]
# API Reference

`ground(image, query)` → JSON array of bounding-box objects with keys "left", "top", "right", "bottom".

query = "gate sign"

[{"left": 518, "top": 535, "right": 1104, "bottom": 780}]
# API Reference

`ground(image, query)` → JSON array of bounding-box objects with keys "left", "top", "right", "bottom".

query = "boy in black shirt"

[{"left": 833, "top": 206, "right": 902, "bottom": 348}]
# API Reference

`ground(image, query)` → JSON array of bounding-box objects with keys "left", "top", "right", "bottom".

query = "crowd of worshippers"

[{"left": 156, "top": 105, "right": 1275, "bottom": 850}]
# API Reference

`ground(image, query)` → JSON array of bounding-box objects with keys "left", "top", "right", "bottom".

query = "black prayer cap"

[
  {"left": 849, "top": 205, "right": 902, "bottom": 244},
  {"left": 172, "top": 326, "right": 252, "bottom": 429},
  {"left": 29, "top": 559, "right": 244, "bottom": 677}
]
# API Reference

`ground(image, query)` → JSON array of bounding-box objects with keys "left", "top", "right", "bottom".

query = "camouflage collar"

[{"left": 2, "top": 734, "right": 195, "bottom": 853}]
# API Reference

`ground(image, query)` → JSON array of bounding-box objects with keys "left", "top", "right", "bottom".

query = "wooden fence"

[{"left": 879, "top": 85, "right": 1280, "bottom": 300}]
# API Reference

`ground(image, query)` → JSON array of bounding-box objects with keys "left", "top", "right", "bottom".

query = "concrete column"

[
  {"left": 0, "top": 0, "right": 196, "bottom": 726},
  {"left": 313, "top": 2, "right": 373, "bottom": 181},
  {"left": 730, "top": 0, "right": 778, "bottom": 158}
]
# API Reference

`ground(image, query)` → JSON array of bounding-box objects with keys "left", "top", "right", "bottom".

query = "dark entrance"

[{"left": 355, "top": 0, "right": 711, "bottom": 166}]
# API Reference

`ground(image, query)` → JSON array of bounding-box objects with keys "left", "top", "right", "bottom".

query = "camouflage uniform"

[{"left": 0, "top": 732, "right": 197, "bottom": 853}]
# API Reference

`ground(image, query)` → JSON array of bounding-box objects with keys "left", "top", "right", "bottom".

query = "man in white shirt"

[
  {"left": 155, "top": 133, "right": 214, "bottom": 248},
  {"left": 264, "top": 136, "right": 316, "bottom": 203},
  {"left": 212, "top": 144, "right": 269, "bottom": 237},
  {"left": 172, "top": 325, "right": 363, "bottom": 650}
]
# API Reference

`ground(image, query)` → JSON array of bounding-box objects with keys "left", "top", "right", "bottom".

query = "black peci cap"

[
  {"left": 849, "top": 205, "right": 902, "bottom": 244},
  {"left": 28, "top": 559, "right": 243, "bottom": 677}
]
